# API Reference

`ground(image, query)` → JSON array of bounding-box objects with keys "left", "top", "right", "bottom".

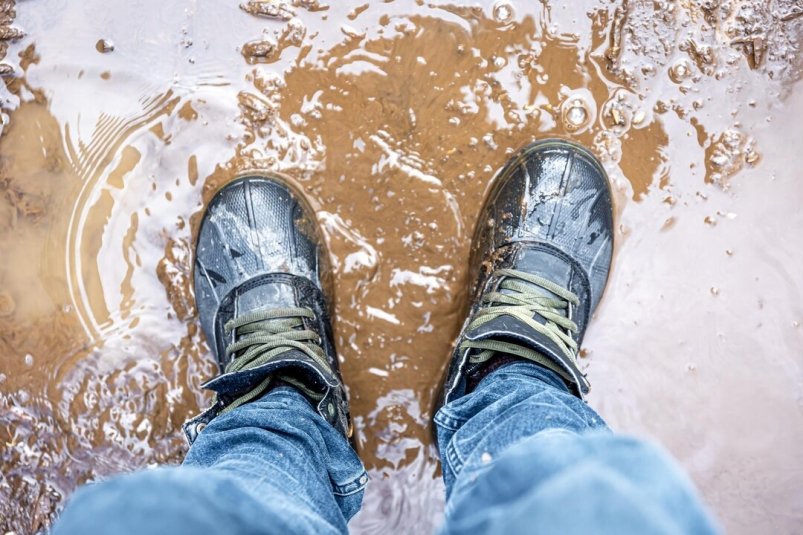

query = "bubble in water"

[
  {"left": 492, "top": 1, "right": 515, "bottom": 24},
  {"left": 571, "top": 103, "right": 589, "bottom": 123},
  {"left": 559, "top": 91, "right": 595, "bottom": 133},
  {"left": 669, "top": 58, "right": 692, "bottom": 83}
]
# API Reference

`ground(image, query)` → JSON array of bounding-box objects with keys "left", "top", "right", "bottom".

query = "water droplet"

[
  {"left": 96, "top": 39, "right": 114, "bottom": 53},
  {"left": 24, "top": 353, "right": 34, "bottom": 367},
  {"left": 481, "top": 452, "right": 493, "bottom": 463},
  {"left": 560, "top": 93, "right": 594, "bottom": 133},
  {"left": 566, "top": 102, "right": 587, "bottom": 127},
  {"left": 669, "top": 59, "right": 692, "bottom": 83},
  {"left": 492, "top": 1, "right": 515, "bottom": 23}
]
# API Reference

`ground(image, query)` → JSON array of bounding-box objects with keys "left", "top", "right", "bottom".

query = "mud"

[{"left": 1, "top": 0, "right": 802, "bottom": 533}]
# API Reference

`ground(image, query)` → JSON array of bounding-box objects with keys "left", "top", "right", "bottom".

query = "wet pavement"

[{"left": 0, "top": 0, "right": 802, "bottom": 532}]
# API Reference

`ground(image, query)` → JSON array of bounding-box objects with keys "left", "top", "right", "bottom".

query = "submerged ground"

[{"left": 0, "top": 0, "right": 801, "bottom": 532}]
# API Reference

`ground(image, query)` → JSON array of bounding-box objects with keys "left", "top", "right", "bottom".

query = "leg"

[
  {"left": 54, "top": 387, "right": 366, "bottom": 535},
  {"left": 435, "top": 362, "right": 718, "bottom": 534}
]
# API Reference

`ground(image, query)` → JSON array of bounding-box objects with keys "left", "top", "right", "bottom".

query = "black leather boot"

[
  {"left": 440, "top": 138, "right": 614, "bottom": 410},
  {"left": 183, "top": 174, "right": 351, "bottom": 444}
]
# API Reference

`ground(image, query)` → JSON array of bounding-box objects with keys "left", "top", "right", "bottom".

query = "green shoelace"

[
  {"left": 460, "top": 268, "right": 580, "bottom": 383},
  {"left": 217, "top": 307, "right": 330, "bottom": 415}
]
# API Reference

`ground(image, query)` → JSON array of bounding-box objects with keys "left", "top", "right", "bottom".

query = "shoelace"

[
  {"left": 460, "top": 268, "right": 580, "bottom": 382},
  {"left": 217, "top": 307, "right": 330, "bottom": 415}
]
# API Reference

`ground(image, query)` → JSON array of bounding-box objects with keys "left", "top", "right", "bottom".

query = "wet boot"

[
  {"left": 440, "top": 138, "right": 614, "bottom": 410},
  {"left": 183, "top": 174, "right": 352, "bottom": 443}
]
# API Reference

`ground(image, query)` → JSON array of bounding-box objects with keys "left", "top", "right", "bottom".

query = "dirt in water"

[{"left": 0, "top": 0, "right": 802, "bottom": 532}]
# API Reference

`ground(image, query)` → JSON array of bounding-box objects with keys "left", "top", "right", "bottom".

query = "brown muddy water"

[{"left": 0, "top": 0, "right": 801, "bottom": 532}]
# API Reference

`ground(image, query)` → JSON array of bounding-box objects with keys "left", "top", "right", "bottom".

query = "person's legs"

[
  {"left": 54, "top": 387, "right": 366, "bottom": 535},
  {"left": 435, "top": 362, "right": 718, "bottom": 534}
]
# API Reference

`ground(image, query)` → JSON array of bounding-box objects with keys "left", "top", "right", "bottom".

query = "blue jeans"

[{"left": 53, "top": 362, "right": 718, "bottom": 534}]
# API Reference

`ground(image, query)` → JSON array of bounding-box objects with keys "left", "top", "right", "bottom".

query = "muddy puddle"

[{"left": 0, "top": 0, "right": 802, "bottom": 532}]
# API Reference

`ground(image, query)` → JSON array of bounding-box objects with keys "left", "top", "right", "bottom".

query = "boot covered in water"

[
  {"left": 183, "top": 174, "right": 351, "bottom": 443},
  {"left": 440, "top": 138, "right": 614, "bottom": 410}
]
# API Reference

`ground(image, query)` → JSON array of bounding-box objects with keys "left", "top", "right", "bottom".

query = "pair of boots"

[{"left": 184, "top": 138, "right": 613, "bottom": 445}]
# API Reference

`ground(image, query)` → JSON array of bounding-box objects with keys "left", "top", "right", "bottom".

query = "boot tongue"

[
  {"left": 509, "top": 247, "right": 574, "bottom": 297},
  {"left": 235, "top": 280, "right": 297, "bottom": 316},
  {"left": 211, "top": 276, "right": 305, "bottom": 365},
  {"left": 227, "top": 280, "right": 298, "bottom": 349},
  {"left": 480, "top": 246, "right": 575, "bottom": 324},
  {"left": 207, "top": 277, "right": 339, "bottom": 396},
  {"left": 465, "top": 247, "right": 589, "bottom": 394}
]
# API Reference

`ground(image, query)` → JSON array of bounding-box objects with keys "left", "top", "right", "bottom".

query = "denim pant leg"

[
  {"left": 53, "top": 387, "right": 366, "bottom": 535},
  {"left": 434, "top": 361, "right": 719, "bottom": 535}
]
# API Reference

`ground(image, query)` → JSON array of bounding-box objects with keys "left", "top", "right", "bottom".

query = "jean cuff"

[{"left": 477, "top": 360, "right": 572, "bottom": 394}]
